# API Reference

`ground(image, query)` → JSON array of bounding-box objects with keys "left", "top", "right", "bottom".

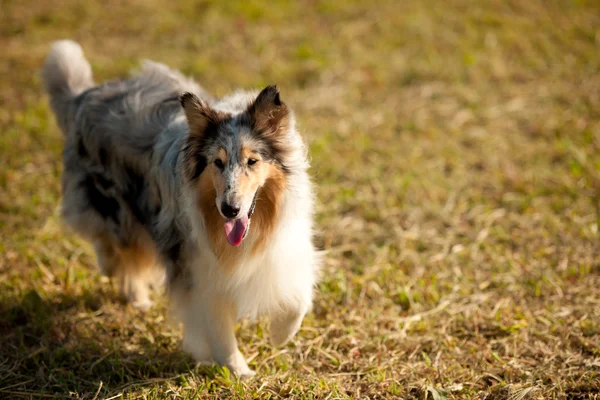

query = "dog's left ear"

[
  {"left": 180, "top": 92, "right": 223, "bottom": 136},
  {"left": 248, "top": 85, "right": 290, "bottom": 135}
]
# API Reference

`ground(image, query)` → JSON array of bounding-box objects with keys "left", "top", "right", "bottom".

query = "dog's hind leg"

[
  {"left": 94, "top": 237, "right": 120, "bottom": 278},
  {"left": 94, "top": 233, "right": 162, "bottom": 310}
]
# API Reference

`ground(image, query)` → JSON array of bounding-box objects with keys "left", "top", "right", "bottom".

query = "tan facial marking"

[
  {"left": 234, "top": 146, "right": 267, "bottom": 201},
  {"left": 211, "top": 148, "right": 228, "bottom": 196},
  {"left": 209, "top": 164, "right": 225, "bottom": 198},
  {"left": 250, "top": 163, "right": 286, "bottom": 254},
  {"left": 241, "top": 147, "right": 259, "bottom": 163},
  {"left": 216, "top": 148, "right": 228, "bottom": 164}
]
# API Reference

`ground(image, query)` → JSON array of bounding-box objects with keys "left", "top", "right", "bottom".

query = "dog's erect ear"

[
  {"left": 180, "top": 93, "right": 224, "bottom": 181},
  {"left": 180, "top": 92, "right": 222, "bottom": 136},
  {"left": 248, "top": 85, "right": 290, "bottom": 135}
]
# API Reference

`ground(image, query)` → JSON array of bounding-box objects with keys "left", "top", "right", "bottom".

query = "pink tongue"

[{"left": 224, "top": 215, "right": 249, "bottom": 246}]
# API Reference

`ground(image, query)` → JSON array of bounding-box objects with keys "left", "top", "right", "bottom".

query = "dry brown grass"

[{"left": 1, "top": 0, "right": 599, "bottom": 398}]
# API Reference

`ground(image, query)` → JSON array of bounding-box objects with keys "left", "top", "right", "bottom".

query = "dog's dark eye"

[
  {"left": 248, "top": 159, "right": 258, "bottom": 166},
  {"left": 214, "top": 159, "right": 224, "bottom": 169}
]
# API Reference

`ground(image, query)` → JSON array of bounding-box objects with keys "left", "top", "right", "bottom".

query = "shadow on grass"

[{"left": 0, "top": 288, "right": 202, "bottom": 398}]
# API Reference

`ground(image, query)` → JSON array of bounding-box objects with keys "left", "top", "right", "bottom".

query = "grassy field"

[{"left": 1, "top": 0, "right": 599, "bottom": 398}]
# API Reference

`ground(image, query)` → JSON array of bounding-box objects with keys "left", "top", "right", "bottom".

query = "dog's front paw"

[
  {"left": 270, "top": 327, "right": 297, "bottom": 347},
  {"left": 182, "top": 336, "right": 212, "bottom": 364},
  {"left": 270, "top": 311, "right": 304, "bottom": 347},
  {"left": 229, "top": 365, "right": 256, "bottom": 380},
  {"left": 222, "top": 349, "right": 255, "bottom": 379},
  {"left": 121, "top": 276, "right": 153, "bottom": 311},
  {"left": 131, "top": 298, "right": 153, "bottom": 311}
]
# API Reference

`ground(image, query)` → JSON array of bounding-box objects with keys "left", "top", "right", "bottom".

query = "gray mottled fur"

[{"left": 41, "top": 41, "right": 216, "bottom": 287}]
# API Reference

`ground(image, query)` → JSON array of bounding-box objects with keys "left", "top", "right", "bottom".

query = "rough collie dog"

[{"left": 41, "top": 40, "right": 319, "bottom": 377}]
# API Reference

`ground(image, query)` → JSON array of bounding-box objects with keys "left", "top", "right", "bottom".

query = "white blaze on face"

[{"left": 217, "top": 165, "right": 245, "bottom": 247}]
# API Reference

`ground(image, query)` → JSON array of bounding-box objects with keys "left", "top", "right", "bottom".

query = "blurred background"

[{"left": 1, "top": 1, "right": 599, "bottom": 399}]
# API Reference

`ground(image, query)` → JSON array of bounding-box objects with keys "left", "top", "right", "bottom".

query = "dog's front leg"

[
  {"left": 201, "top": 296, "right": 255, "bottom": 378},
  {"left": 270, "top": 304, "right": 308, "bottom": 347}
]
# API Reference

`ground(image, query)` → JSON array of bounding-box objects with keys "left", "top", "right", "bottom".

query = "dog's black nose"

[{"left": 221, "top": 202, "right": 240, "bottom": 219}]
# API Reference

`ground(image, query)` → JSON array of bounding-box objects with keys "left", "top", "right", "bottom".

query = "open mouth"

[{"left": 223, "top": 192, "right": 257, "bottom": 247}]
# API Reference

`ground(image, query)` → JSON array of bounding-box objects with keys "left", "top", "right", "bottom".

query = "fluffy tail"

[{"left": 41, "top": 40, "right": 94, "bottom": 134}]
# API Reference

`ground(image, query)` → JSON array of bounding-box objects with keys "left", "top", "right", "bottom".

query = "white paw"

[
  {"left": 121, "top": 278, "right": 153, "bottom": 311},
  {"left": 182, "top": 338, "right": 212, "bottom": 364},
  {"left": 271, "top": 329, "right": 296, "bottom": 347},
  {"left": 222, "top": 350, "right": 255, "bottom": 379},
  {"left": 230, "top": 366, "right": 256, "bottom": 380},
  {"left": 270, "top": 317, "right": 302, "bottom": 347},
  {"left": 131, "top": 298, "right": 153, "bottom": 311}
]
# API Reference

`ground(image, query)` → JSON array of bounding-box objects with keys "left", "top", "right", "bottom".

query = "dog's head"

[{"left": 180, "top": 86, "right": 290, "bottom": 247}]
